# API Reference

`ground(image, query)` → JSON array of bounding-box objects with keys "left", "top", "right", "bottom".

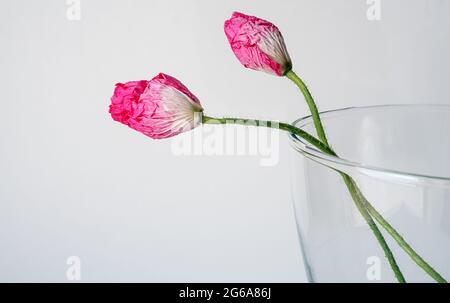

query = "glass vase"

[{"left": 289, "top": 104, "right": 450, "bottom": 282}]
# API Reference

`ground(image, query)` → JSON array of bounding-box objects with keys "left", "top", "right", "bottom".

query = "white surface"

[{"left": 0, "top": 0, "right": 449, "bottom": 282}]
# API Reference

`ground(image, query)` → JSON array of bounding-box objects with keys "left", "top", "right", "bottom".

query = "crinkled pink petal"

[
  {"left": 151, "top": 73, "right": 201, "bottom": 106},
  {"left": 109, "top": 80, "right": 149, "bottom": 125},
  {"left": 224, "top": 12, "right": 292, "bottom": 76},
  {"left": 109, "top": 73, "right": 203, "bottom": 139}
]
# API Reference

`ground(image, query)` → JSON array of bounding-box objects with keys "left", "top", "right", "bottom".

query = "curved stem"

[
  {"left": 353, "top": 184, "right": 447, "bottom": 283},
  {"left": 286, "top": 70, "right": 329, "bottom": 146},
  {"left": 202, "top": 115, "right": 333, "bottom": 155},
  {"left": 341, "top": 174, "right": 406, "bottom": 283},
  {"left": 202, "top": 114, "right": 405, "bottom": 282}
]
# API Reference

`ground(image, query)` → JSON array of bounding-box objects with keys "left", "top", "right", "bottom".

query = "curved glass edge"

[{"left": 289, "top": 104, "right": 450, "bottom": 188}]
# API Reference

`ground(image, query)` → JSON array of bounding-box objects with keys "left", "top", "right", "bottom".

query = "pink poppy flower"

[
  {"left": 224, "top": 12, "right": 292, "bottom": 76},
  {"left": 109, "top": 73, "right": 203, "bottom": 139}
]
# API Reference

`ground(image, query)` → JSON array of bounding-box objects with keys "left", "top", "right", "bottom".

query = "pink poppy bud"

[
  {"left": 224, "top": 12, "right": 292, "bottom": 76},
  {"left": 109, "top": 73, "right": 203, "bottom": 139}
]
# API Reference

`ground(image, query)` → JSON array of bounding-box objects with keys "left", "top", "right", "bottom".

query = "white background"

[{"left": 1, "top": 0, "right": 449, "bottom": 282}]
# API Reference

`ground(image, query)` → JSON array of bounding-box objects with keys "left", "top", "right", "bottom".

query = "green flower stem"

[
  {"left": 352, "top": 183, "right": 447, "bottom": 283},
  {"left": 285, "top": 70, "right": 446, "bottom": 283},
  {"left": 202, "top": 115, "right": 332, "bottom": 154},
  {"left": 341, "top": 174, "right": 406, "bottom": 283},
  {"left": 202, "top": 114, "right": 405, "bottom": 282},
  {"left": 286, "top": 70, "right": 329, "bottom": 146}
]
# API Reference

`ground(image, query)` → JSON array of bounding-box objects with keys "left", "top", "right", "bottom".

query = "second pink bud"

[{"left": 224, "top": 12, "right": 292, "bottom": 76}]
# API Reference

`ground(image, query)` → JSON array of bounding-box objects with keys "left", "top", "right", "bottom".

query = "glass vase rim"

[{"left": 289, "top": 104, "right": 450, "bottom": 186}]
